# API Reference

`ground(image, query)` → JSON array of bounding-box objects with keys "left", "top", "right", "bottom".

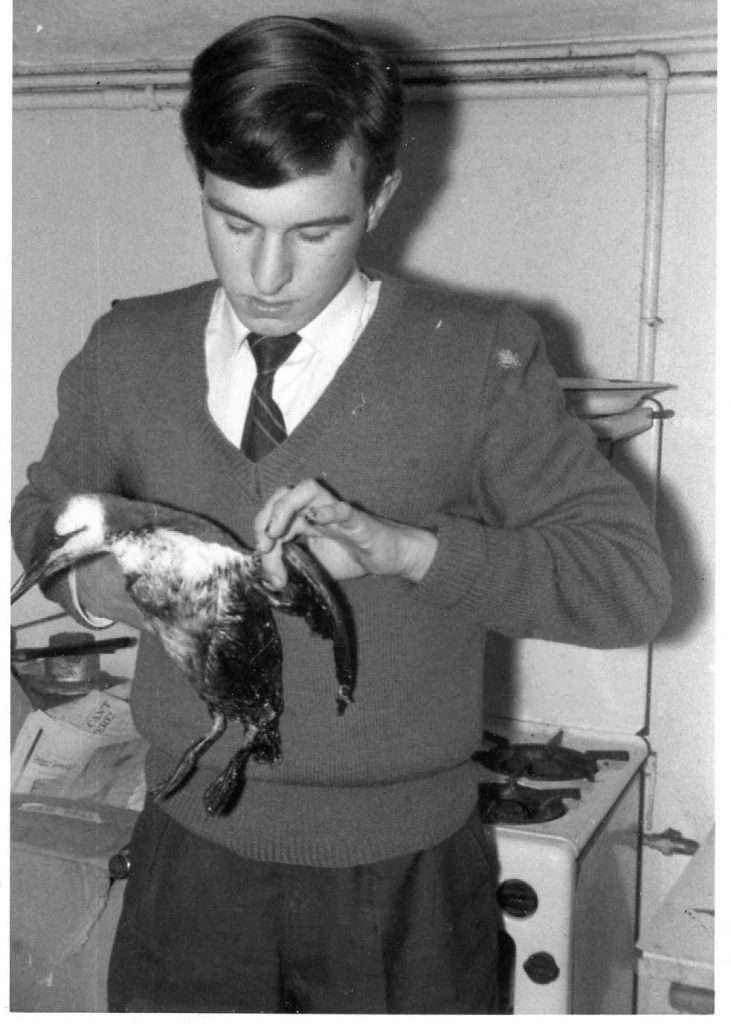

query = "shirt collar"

[
  {"left": 296, "top": 268, "right": 367, "bottom": 358},
  {"left": 218, "top": 266, "right": 367, "bottom": 360}
]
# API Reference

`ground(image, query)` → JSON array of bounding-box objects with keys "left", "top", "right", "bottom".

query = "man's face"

[{"left": 199, "top": 143, "right": 400, "bottom": 336}]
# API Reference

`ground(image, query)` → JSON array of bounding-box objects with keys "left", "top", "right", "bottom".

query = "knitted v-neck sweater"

[{"left": 12, "top": 271, "right": 670, "bottom": 866}]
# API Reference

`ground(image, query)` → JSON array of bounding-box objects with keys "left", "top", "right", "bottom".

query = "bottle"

[{"left": 44, "top": 631, "right": 100, "bottom": 696}]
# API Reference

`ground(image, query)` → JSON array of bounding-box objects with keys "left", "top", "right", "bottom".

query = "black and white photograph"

[{"left": 9, "top": 0, "right": 718, "bottom": 1014}]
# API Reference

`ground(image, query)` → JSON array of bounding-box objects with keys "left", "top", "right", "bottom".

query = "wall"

[
  {"left": 12, "top": 64, "right": 715, "bottom": 940},
  {"left": 368, "top": 83, "right": 717, "bottom": 915}
]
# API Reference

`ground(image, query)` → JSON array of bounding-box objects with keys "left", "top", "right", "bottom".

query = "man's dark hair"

[{"left": 181, "top": 16, "right": 404, "bottom": 205}]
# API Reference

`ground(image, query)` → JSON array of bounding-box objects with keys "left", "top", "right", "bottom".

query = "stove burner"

[
  {"left": 478, "top": 781, "right": 582, "bottom": 825},
  {"left": 473, "top": 729, "right": 630, "bottom": 782}
]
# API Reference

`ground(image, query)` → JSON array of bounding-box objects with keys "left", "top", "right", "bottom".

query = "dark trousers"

[{"left": 108, "top": 797, "right": 501, "bottom": 1013}]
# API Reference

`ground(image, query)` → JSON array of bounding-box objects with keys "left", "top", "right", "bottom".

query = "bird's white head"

[
  {"left": 53, "top": 494, "right": 109, "bottom": 557},
  {"left": 11, "top": 493, "right": 111, "bottom": 604}
]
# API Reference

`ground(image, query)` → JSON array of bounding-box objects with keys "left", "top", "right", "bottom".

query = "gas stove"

[
  {"left": 472, "top": 412, "right": 664, "bottom": 1013},
  {"left": 474, "top": 717, "right": 650, "bottom": 1013},
  {"left": 474, "top": 719, "right": 648, "bottom": 850}
]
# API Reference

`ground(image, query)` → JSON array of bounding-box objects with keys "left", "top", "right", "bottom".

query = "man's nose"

[{"left": 251, "top": 234, "right": 293, "bottom": 295}]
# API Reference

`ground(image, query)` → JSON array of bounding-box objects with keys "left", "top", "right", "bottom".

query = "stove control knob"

[
  {"left": 497, "top": 879, "right": 538, "bottom": 918},
  {"left": 523, "top": 951, "right": 560, "bottom": 985}
]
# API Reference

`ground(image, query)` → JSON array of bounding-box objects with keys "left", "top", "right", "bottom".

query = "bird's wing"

[
  {"left": 139, "top": 504, "right": 252, "bottom": 553},
  {"left": 200, "top": 576, "right": 284, "bottom": 717},
  {"left": 275, "top": 542, "right": 357, "bottom": 707}
]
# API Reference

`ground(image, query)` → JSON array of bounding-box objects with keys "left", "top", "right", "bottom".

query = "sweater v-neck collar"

[{"left": 179, "top": 271, "right": 403, "bottom": 474}]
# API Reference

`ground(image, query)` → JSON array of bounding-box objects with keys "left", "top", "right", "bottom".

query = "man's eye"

[
  {"left": 225, "top": 221, "right": 254, "bottom": 236},
  {"left": 299, "top": 229, "right": 331, "bottom": 243}
]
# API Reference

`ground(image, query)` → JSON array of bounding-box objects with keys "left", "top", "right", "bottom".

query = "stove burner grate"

[
  {"left": 474, "top": 729, "right": 630, "bottom": 782},
  {"left": 478, "top": 781, "right": 582, "bottom": 825}
]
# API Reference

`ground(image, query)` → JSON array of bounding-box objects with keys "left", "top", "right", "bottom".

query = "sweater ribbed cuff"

[
  {"left": 68, "top": 566, "right": 116, "bottom": 628},
  {"left": 41, "top": 569, "right": 115, "bottom": 630},
  {"left": 413, "top": 513, "right": 548, "bottom": 629},
  {"left": 413, "top": 514, "right": 490, "bottom": 608}
]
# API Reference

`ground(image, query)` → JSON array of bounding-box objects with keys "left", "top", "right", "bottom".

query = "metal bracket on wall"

[
  {"left": 642, "top": 828, "right": 700, "bottom": 857},
  {"left": 641, "top": 755, "right": 700, "bottom": 856}
]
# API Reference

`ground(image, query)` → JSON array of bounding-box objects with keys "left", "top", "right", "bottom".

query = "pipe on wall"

[
  {"left": 14, "top": 51, "right": 675, "bottom": 379},
  {"left": 405, "top": 50, "right": 671, "bottom": 379}
]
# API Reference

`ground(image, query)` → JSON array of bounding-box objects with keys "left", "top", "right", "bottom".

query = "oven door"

[{"left": 490, "top": 768, "right": 643, "bottom": 1014}]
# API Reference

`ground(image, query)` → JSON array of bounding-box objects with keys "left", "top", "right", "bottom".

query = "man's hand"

[
  {"left": 74, "top": 553, "right": 145, "bottom": 629},
  {"left": 253, "top": 479, "right": 438, "bottom": 589}
]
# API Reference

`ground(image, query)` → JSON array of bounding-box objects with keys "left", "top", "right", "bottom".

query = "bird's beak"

[
  {"left": 11, "top": 560, "right": 53, "bottom": 604},
  {"left": 10, "top": 528, "right": 84, "bottom": 604}
]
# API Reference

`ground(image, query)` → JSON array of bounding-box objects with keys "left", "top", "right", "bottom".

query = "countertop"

[{"left": 636, "top": 826, "right": 714, "bottom": 993}]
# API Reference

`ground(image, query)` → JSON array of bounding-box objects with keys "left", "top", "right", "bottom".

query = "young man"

[{"left": 11, "top": 15, "right": 671, "bottom": 1013}]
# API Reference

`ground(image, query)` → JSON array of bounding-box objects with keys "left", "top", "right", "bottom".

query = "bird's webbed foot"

[
  {"left": 203, "top": 723, "right": 259, "bottom": 815},
  {"left": 152, "top": 710, "right": 227, "bottom": 801}
]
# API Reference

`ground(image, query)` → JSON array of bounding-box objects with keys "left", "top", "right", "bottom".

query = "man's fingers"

[
  {"left": 253, "top": 484, "right": 294, "bottom": 551},
  {"left": 304, "top": 500, "right": 355, "bottom": 528},
  {"left": 256, "top": 479, "right": 329, "bottom": 547},
  {"left": 259, "top": 542, "right": 289, "bottom": 589}
]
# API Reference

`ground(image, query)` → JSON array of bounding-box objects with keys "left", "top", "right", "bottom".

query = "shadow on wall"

[
  {"left": 481, "top": 434, "right": 706, "bottom": 726},
  {"left": 355, "top": 38, "right": 705, "bottom": 664},
  {"left": 653, "top": 483, "right": 709, "bottom": 643},
  {"left": 360, "top": 101, "right": 458, "bottom": 272},
  {"left": 610, "top": 422, "right": 708, "bottom": 645},
  {"left": 360, "top": 71, "right": 594, "bottom": 380},
  {"left": 604, "top": 431, "right": 703, "bottom": 644}
]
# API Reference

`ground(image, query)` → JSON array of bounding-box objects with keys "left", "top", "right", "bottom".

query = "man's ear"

[{"left": 366, "top": 169, "right": 402, "bottom": 232}]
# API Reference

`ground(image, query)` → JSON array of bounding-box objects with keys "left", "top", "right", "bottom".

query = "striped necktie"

[{"left": 241, "top": 332, "right": 301, "bottom": 460}]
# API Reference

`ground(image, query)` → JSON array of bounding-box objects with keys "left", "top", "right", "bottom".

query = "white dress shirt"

[
  {"left": 206, "top": 267, "right": 381, "bottom": 445},
  {"left": 70, "top": 267, "right": 381, "bottom": 625}
]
